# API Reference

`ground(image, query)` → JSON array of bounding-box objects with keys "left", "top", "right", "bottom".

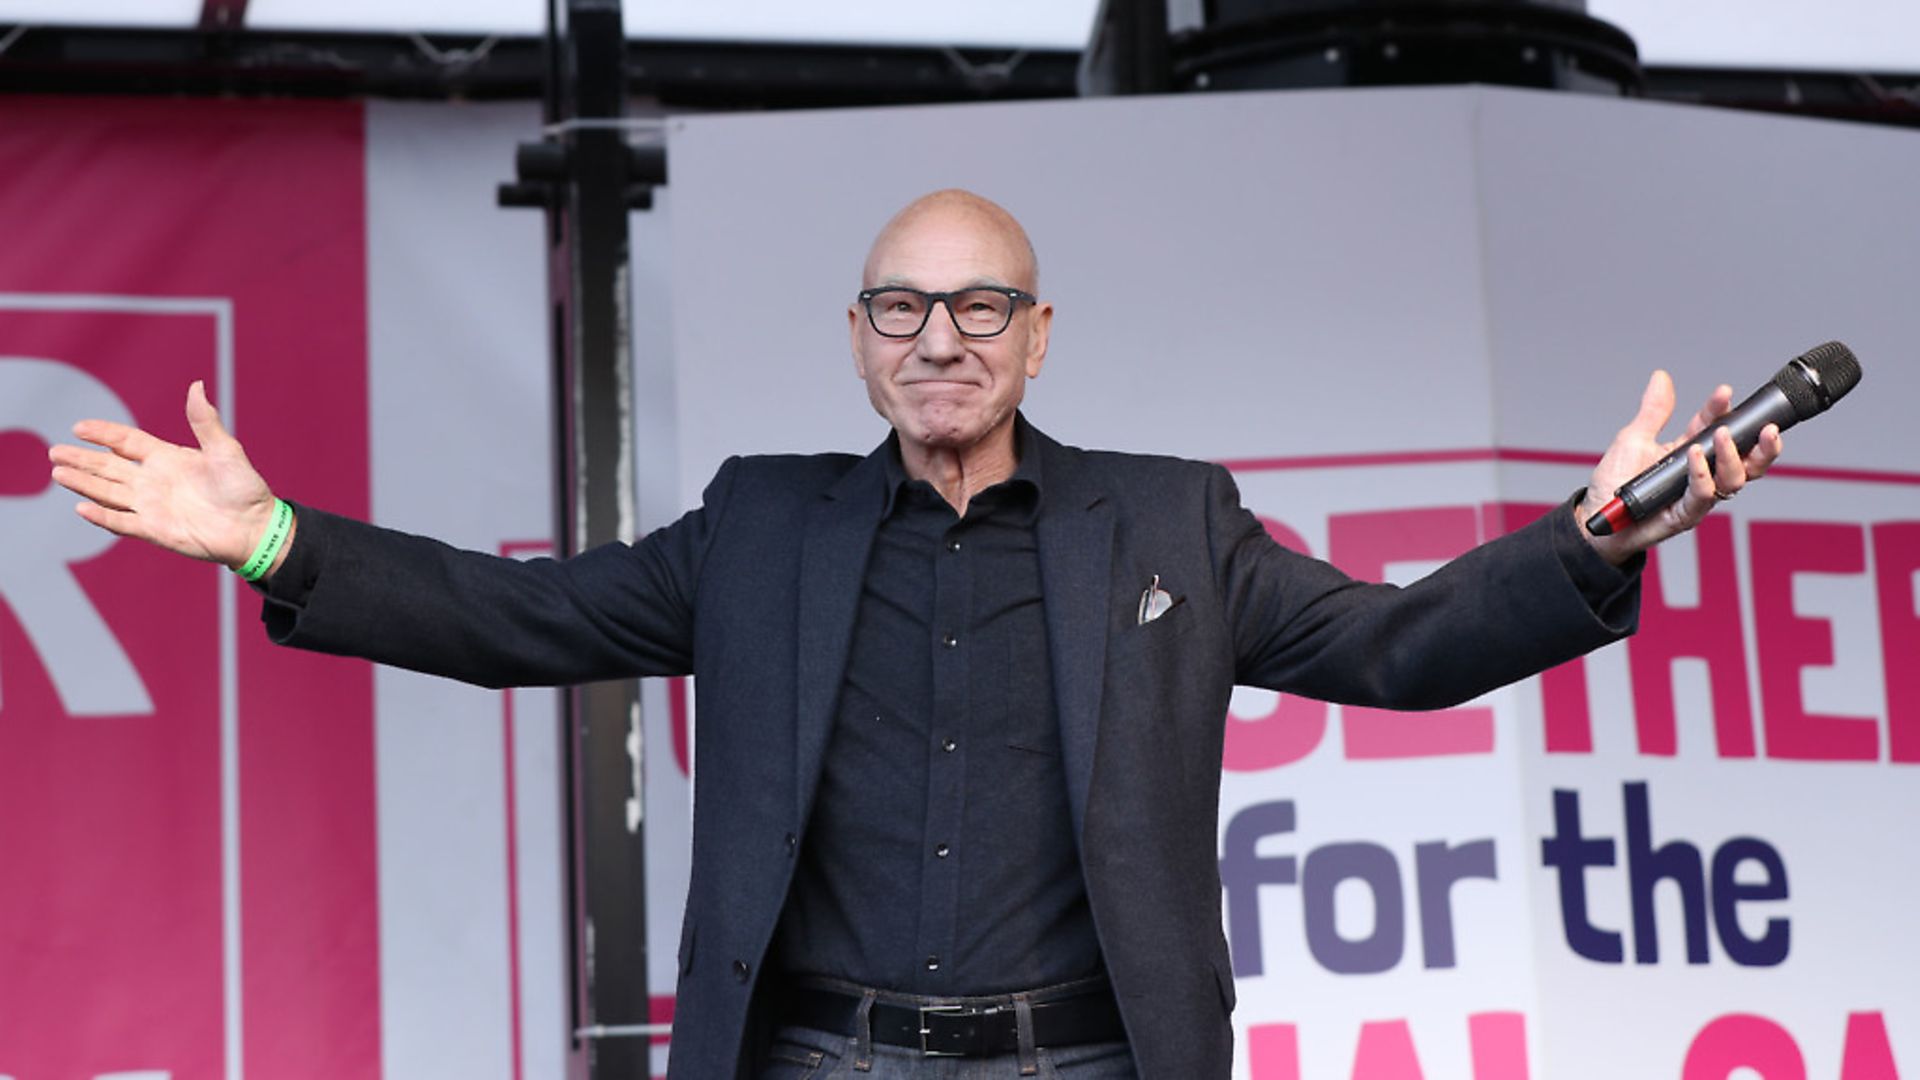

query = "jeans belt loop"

[
  {"left": 1013, "top": 992, "right": 1039, "bottom": 1076},
  {"left": 853, "top": 990, "right": 877, "bottom": 1072}
]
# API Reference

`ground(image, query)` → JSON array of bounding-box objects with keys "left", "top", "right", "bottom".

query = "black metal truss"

[
  {"left": 0, "top": 26, "right": 1079, "bottom": 108},
  {"left": 0, "top": 25, "right": 1912, "bottom": 123}
]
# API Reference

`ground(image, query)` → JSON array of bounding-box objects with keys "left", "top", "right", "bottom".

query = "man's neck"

[{"left": 898, "top": 423, "right": 1019, "bottom": 517}]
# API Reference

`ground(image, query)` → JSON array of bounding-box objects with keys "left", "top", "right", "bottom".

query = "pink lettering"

[
  {"left": 1750, "top": 522, "right": 1878, "bottom": 760},
  {"left": 1331, "top": 508, "right": 1492, "bottom": 759},
  {"left": 1539, "top": 659, "right": 1594, "bottom": 754},
  {"left": 1224, "top": 690, "right": 1330, "bottom": 771},
  {"left": 1682, "top": 1014, "right": 1806, "bottom": 1080},
  {"left": 1247, "top": 1022, "right": 1302, "bottom": 1080},
  {"left": 1468, "top": 1012, "right": 1530, "bottom": 1080},
  {"left": 1841, "top": 1011, "right": 1899, "bottom": 1080},
  {"left": 1483, "top": 503, "right": 1594, "bottom": 754},
  {"left": 1872, "top": 524, "right": 1920, "bottom": 764},
  {"left": 1244, "top": 1014, "right": 1537, "bottom": 1079},
  {"left": 1350, "top": 1019, "right": 1425, "bottom": 1079},
  {"left": 1224, "top": 517, "right": 1330, "bottom": 770},
  {"left": 1628, "top": 516, "right": 1757, "bottom": 757},
  {"left": 669, "top": 677, "right": 691, "bottom": 777}
]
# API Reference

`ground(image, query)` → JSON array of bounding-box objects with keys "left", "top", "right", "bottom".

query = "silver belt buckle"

[{"left": 918, "top": 1004, "right": 973, "bottom": 1057}]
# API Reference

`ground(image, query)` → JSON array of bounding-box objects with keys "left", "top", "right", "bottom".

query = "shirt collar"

[{"left": 879, "top": 412, "right": 1044, "bottom": 520}]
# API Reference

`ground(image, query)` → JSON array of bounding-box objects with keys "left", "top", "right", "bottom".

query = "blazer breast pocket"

[{"left": 1110, "top": 598, "right": 1200, "bottom": 663}]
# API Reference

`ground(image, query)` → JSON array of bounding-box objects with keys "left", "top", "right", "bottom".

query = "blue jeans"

[{"left": 757, "top": 1023, "right": 1136, "bottom": 1079}]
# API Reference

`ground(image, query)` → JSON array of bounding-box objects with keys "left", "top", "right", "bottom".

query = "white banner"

[{"left": 661, "top": 85, "right": 1919, "bottom": 1078}]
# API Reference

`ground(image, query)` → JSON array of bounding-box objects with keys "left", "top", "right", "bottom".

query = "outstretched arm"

[
  {"left": 1576, "top": 369, "right": 1783, "bottom": 565},
  {"left": 47, "top": 380, "right": 293, "bottom": 578}
]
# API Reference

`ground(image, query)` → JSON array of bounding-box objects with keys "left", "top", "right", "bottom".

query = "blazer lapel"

[
  {"left": 793, "top": 447, "right": 888, "bottom": 826},
  {"left": 1034, "top": 433, "right": 1116, "bottom": 843}
]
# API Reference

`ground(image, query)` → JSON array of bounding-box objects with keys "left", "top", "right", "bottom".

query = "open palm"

[{"left": 48, "top": 380, "right": 278, "bottom": 569}]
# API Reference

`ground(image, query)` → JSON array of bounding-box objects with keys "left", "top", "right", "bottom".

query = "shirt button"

[
  {"left": 784, "top": 833, "right": 796, "bottom": 855},
  {"left": 732, "top": 960, "right": 750, "bottom": 982},
  {"left": 935, "top": 843, "right": 950, "bottom": 858},
  {"left": 941, "top": 738, "right": 957, "bottom": 753},
  {"left": 925, "top": 955, "right": 940, "bottom": 972},
  {"left": 946, "top": 539, "right": 961, "bottom": 553},
  {"left": 941, "top": 632, "right": 958, "bottom": 649}
]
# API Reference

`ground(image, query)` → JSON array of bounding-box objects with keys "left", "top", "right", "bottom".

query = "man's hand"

[
  {"left": 48, "top": 380, "right": 290, "bottom": 574},
  {"left": 1576, "top": 370, "right": 1783, "bottom": 564}
]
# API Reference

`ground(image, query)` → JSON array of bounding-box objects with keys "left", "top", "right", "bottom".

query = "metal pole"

[{"left": 532, "top": 1, "right": 653, "bottom": 1076}]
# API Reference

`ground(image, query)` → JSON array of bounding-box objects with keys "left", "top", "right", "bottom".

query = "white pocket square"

[{"left": 1137, "top": 574, "right": 1182, "bottom": 625}]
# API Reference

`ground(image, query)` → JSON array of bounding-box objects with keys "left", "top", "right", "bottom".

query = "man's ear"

[
  {"left": 849, "top": 304, "right": 868, "bottom": 378},
  {"left": 1024, "top": 301, "right": 1054, "bottom": 379}
]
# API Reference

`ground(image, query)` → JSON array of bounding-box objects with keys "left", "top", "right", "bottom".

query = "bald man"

[{"left": 51, "top": 189, "right": 1780, "bottom": 1078}]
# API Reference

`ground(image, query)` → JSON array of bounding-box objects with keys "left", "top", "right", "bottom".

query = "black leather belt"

[{"left": 784, "top": 981, "right": 1127, "bottom": 1058}]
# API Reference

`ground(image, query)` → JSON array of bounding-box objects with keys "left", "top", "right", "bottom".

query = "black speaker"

[{"left": 1082, "top": 0, "right": 1641, "bottom": 97}]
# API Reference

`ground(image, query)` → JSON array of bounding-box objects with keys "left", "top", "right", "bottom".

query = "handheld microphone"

[{"left": 1584, "top": 341, "right": 1862, "bottom": 537}]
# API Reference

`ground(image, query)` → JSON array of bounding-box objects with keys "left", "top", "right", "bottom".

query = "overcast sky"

[{"left": 3, "top": 1, "right": 1916, "bottom": 74}]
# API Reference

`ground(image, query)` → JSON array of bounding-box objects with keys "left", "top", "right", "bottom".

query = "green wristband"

[{"left": 236, "top": 498, "right": 294, "bottom": 583}]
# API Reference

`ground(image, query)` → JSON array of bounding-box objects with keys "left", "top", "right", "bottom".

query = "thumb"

[
  {"left": 1622, "top": 369, "right": 1676, "bottom": 441},
  {"left": 185, "top": 380, "right": 233, "bottom": 451}
]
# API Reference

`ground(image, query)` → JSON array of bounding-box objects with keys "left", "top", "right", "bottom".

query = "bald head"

[{"left": 862, "top": 189, "right": 1040, "bottom": 294}]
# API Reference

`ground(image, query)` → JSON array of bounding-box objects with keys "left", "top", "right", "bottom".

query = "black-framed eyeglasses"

[{"left": 857, "top": 285, "right": 1038, "bottom": 339}]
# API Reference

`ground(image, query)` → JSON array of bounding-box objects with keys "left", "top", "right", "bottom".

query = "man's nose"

[{"left": 915, "top": 300, "right": 967, "bottom": 362}]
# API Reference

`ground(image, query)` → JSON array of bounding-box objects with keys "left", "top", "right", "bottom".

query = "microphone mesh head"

[{"left": 1772, "top": 341, "right": 1862, "bottom": 418}]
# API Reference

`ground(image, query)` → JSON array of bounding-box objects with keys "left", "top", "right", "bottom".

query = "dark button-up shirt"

[{"left": 772, "top": 423, "right": 1100, "bottom": 994}]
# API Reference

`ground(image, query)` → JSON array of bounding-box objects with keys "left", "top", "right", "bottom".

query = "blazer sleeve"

[
  {"left": 1209, "top": 464, "right": 1639, "bottom": 709},
  {"left": 257, "top": 457, "right": 744, "bottom": 689}
]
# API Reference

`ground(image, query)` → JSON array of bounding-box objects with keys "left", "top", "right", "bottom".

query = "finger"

[
  {"left": 47, "top": 442, "right": 136, "bottom": 483},
  {"left": 71, "top": 417, "right": 171, "bottom": 463},
  {"left": 51, "top": 464, "right": 134, "bottom": 512},
  {"left": 1745, "top": 423, "right": 1783, "bottom": 479},
  {"left": 1685, "top": 444, "right": 1718, "bottom": 520},
  {"left": 75, "top": 500, "right": 150, "bottom": 541},
  {"left": 1678, "top": 384, "right": 1736, "bottom": 442},
  {"left": 185, "top": 379, "right": 234, "bottom": 452},
  {"left": 1710, "top": 426, "right": 1746, "bottom": 497},
  {"left": 1620, "top": 370, "right": 1677, "bottom": 440}
]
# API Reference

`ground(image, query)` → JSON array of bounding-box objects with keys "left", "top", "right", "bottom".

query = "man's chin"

[
  {"left": 898, "top": 410, "right": 1000, "bottom": 454},
  {"left": 912, "top": 428, "right": 983, "bottom": 452}
]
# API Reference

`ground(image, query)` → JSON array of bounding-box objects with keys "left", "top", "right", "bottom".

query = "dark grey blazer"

[{"left": 268, "top": 422, "right": 1636, "bottom": 1079}]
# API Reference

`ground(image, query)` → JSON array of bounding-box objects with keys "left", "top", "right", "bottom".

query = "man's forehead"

[
  {"left": 861, "top": 191, "right": 1038, "bottom": 290},
  {"left": 869, "top": 271, "right": 1014, "bottom": 290}
]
